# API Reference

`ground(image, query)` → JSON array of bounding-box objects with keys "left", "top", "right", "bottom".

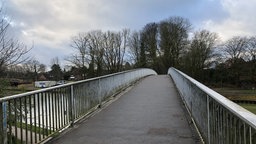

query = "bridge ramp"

[{"left": 49, "top": 75, "right": 198, "bottom": 144}]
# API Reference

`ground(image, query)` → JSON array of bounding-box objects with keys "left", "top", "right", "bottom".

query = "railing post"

[
  {"left": 98, "top": 79, "right": 102, "bottom": 108},
  {"left": 249, "top": 127, "right": 252, "bottom": 144},
  {"left": 70, "top": 85, "right": 74, "bottom": 126},
  {"left": 0, "top": 101, "right": 7, "bottom": 144},
  {"left": 207, "top": 95, "right": 210, "bottom": 144}
]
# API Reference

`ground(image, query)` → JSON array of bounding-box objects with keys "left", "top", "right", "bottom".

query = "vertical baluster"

[
  {"left": 14, "top": 99, "right": 18, "bottom": 144},
  {"left": 45, "top": 92, "right": 48, "bottom": 136},
  {"left": 219, "top": 105, "right": 222, "bottom": 143},
  {"left": 24, "top": 96, "right": 28, "bottom": 144},
  {"left": 60, "top": 88, "right": 63, "bottom": 128},
  {"left": 49, "top": 91, "right": 52, "bottom": 134},
  {"left": 209, "top": 98, "right": 212, "bottom": 144},
  {"left": 79, "top": 84, "right": 82, "bottom": 116},
  {"left": 64, "top": 88, "right": 67, "bottom": 125},
  {"left": 38, "top": 93, "right": 41, "bottom": 141},
  {"left": 63, "top": 88, "right": 67, "bottom": 126},
  {"left": 212, "top": 101, "right": 216, "bottom": 143},
  {"left": 29, "top": 96, "right": 33, "bottom": 144},
  {"left": 7, "top": 100, "right": 12, "bottom": 144},
  {"left": 33, "top": 95, "right": 37, "bottom": 143},
  {"left": 70, "top": 85, "right": 74, "bottom": 126},
  {"left": 217, "top": 104, "right": 219, "bottom": 144},
  {"left": 55, "top": 90, "right": 58, "bottom": 130},
  {"left": 75, "top": 86, "right": 77, "bottom": 120},
  {"left": 249, "top": 127, "right": 252, "bottom": 144},
  {"left": 51, "top": 91, "right": 55, "bottom": 132},
  {"left": 19, "top": 97, "right": 23, "bottom": 144},
  {"left": 220, "top": 105, "right": 222, "bottom": 144},
  {"left": 41, "top": 93, "right": 45, "bottom": 139},
  {"left": 207, "top": 95, "right": 210, "bottom": 144},
  {"left": 234, "top": 117, "right": 237, "bottom": 144},
  {"left": 226, "top": 111, "right": 229, "bottom": 144},
  {"left": 66, "top": 87, "right": 70, "bottom": 124},
  {"left": 243, "top": 122, "right": 247, "bottom": 144},
  {"left": 79, "top": 85, "right": 81, "bottom": 117},
  {"left": 57, "top": 89, "right": 61, "bottom": 130}
]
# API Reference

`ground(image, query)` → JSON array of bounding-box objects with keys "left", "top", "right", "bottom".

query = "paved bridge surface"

[{"left": 48, "top": 75, "right": 199, "bottom": 144}]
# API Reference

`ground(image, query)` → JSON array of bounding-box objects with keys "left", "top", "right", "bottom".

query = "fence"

[
  {"left": 168, "top": 67, "right": 256, "bottom": 144},
  {"left": 0, "top": 68, "right": 157, "bottom": 144}
]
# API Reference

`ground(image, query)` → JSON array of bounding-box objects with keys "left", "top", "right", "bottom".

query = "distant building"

[
  {"left": 35, "top": 81, "right": 57, "bottom": 88},
  {"left": 38, "top": 74, "right": 47, "bottom": 81}
]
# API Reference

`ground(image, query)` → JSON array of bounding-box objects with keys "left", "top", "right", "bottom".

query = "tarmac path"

[{"left": 48, "top": 75, "right": 198, "bottom": 144}]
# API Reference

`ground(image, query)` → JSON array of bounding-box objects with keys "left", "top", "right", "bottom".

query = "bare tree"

[
  {"left": 0, "top": 11, "right": 30, "bottom": 76},
  {"left": 184, "top": 30, "right": 218, "bottom": 79},
  {"left": 6, "top": 64, "right": 26, "bottom": 79},
  {"left": 221, "top": 36, "right": 249, "bottom": 86},
  {"left": 24, "top": 59, "right": 39, "bottom": 72},
  {"left": 159, "top": 16, "right": 191, "bottom": 72},
  {"left": 51, "top": 57, "right": 60, "bottom": 66},
  {"left": 247, "top": 36, "right": 256, "bottom": 61},
  {"left": 140, "top": 23, "right": 158, "bottom": 69},
  {"left": 191, "top": 30, "right": 218, "bottom": 68},
  {"left": 128, "top": 31, "right": 140, "bottom": 66},
  {"left": 117, "top": 29, "right": 129, "bottom": 71},
  {"left": 223, "top": 36, "right": 248, "bottom": 63},
  {"left": 66, "top": 33, "right": 91, "bottom": 79},
  {"left": 87, "top": 30, "right": 104, "bottom": 76},
  {"left": 67, "top": 33, "right": 90, "bottom": 68},
  {"left": 102, "top": 31, "right": 117, "bottom": 72},
  {"left": 102, "top": 29, "right": 130, "bottom": 73},
  {"left": 24, "top": 59, "right": 40, "bottom": 80},
  {"left": 38, "top": 64, "right": 46, "bottom": 73}
]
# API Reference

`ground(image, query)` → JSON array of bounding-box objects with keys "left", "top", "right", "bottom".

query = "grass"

[
  {"left": 213, "top": 88, "right": 256, "bottom": 101},
  {"left": 239, "top": 103, "right": 256, "bottom": 115},
  {"left": 3, "top": 83, "right": 39, "bottom": 96},
  {"left": 8, "top": 133, "right": 23, "bottom": 144},
  {"left": 7, "top": 122, "right": 51, "bottom": 144},
  {"left": 16, "top": 122, "right": 51, "bottom": 135},
  {"left": 213, "top": 87, "right": 256, "bottom": 114}
]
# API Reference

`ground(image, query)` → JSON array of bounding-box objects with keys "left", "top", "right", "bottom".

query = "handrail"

[
  {"left": 0, "top": 69, "right": 153, "bottom": 102},
  {"left": 169, "top": 67, "right": 256, "bottom": 144},
  {"left": 0, "top": 68, "right": 157, "bottom": 144}
]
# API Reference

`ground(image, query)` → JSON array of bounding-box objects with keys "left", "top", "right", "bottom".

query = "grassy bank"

[
  {"left": 239, "top": 103, "right": 256, "bottom": 115},
  {"left": 214, "top": 87, "right": 256, "bottom": 114},
  {"left": 214, "top": 88, "right": 256, "bottom": 101},
  {"left": 3, "top": 83, "right": 39, "bottom": 96}
]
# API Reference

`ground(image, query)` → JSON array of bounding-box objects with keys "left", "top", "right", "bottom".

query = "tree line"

[
  {"left": 66, "top": 29, "right": 130, "bottom": 78},
  {"left": 67, "top": 16, "right": 255, "bottom": 88},
  {"left": 0, "top": 13, "right": 255, "bottom": 89}
]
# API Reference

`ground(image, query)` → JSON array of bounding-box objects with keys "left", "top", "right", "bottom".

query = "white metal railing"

[
  {"left": 0, "top": 68, "right": 157, "bottom": 144},
  {"left": 168, "top": 67, "right": 256, "bottom": 144}
]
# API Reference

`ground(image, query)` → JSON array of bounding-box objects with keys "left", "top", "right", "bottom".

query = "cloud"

[
  {"left": 2, "top": 0, "right": 254, "bottom": 66},
  {"left": 201, "top": 0, "right": 256, "bottom": 41}
]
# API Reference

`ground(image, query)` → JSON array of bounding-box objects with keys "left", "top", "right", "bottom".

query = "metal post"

[
  {"left": 243, "top": 122, "right": 246, "bottom": 144},
  {"left": 70, "top": 85, "right": 74, "bottom": 126},
  {"left": 98, "top": 79, "right": 102, "bottom": 108},
  {"left": 249, "top": 127, "right": 252, "bottom": 144},
  {"left": 207, "top": 95, "right": 210, "bottom": 144},
  {"left": 0, "top": 101, "right": 7, "bottom": 144}
]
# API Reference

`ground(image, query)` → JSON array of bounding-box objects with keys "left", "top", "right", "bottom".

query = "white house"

[{"left": 35, "top": 81, "right": 57, "bottom": 88}]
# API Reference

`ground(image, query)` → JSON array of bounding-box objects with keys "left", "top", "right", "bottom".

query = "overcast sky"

[{"left": 3, "top": 0, "right": 256, "bottom": 67}]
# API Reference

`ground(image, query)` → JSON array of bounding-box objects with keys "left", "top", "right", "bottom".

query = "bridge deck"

[{"left": 49, "top": 75, "right": 198, "bottom": 144}]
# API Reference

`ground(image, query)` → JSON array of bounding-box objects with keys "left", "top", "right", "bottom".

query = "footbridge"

[{"left": 0, "top": 68, "right": 256, "bottom": 144}]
